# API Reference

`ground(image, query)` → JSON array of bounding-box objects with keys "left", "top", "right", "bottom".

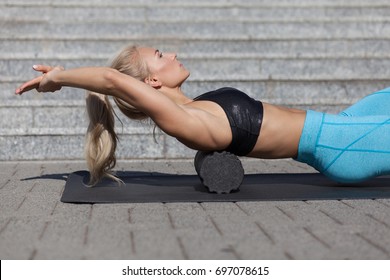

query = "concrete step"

[
  {"left": 0, "top": 133, "right": 180, "bottom": 161},
  {"left": 3, "top": 58, "right": 390, "bottom": 85},
  {"left": 2, "top": 5, "right": 390, "bottom": 23},
  {"left": 2, "top": 21, "right": 390, "bottom": 40},
  {"left": 5, "top": 0, "right": 390, "bottom": 7},
  {"left": 3, "top": 39, "right": 390, "bottom": 60},
  {"left": 0, "top": 125, "right": 194, "bottom": 160}
]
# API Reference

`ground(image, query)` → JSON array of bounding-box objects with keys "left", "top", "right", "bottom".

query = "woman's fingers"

[
  {"left": 15, "top": 64, "right": 64, "bottom": 95},
  {"left": 33, "top": 65, "right": 64, "bottom": 73},
  {"left": 15, "top": 76, "right": 43, "bottom": 95},
  {"left": 32, "top": 64, "right": 53, "bottom": 74},
  {"left": 14, "top": 65, "right": 48, "bottom": 95}
]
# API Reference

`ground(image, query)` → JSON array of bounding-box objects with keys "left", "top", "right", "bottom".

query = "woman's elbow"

[{"left": 102, "top": 68, "right": 121, "bottom": 95}]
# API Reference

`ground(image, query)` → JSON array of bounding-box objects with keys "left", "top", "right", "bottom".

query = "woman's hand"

[{"left": 15, "top": 65, "right": 64, "bottom": 95}]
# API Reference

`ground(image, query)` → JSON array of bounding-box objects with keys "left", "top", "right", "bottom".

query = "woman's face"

[{"left": 138, "top": 47, "right": 190, "bottom": 88}]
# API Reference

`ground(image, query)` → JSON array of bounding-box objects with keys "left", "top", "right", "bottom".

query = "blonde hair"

[{"left": 85, "top": 45, "right": 151, "bottom": 186}]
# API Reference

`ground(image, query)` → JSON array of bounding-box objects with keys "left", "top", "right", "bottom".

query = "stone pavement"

[{"left": 1, "top": 159, "right": 390, "bottom": 260}]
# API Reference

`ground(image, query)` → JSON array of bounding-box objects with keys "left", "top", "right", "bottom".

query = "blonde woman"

[{"left": 16, "top": 45, "right": 390, "bottom": 185}]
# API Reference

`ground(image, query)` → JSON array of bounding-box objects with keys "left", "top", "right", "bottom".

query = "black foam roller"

[{"left": 194, "top": 151, "right": 244, "bottom": 194}]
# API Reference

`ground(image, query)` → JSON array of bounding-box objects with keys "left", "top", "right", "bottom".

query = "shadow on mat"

[
  {"left": 20, "top": 171, "right": 176, "bottom": 183},
  {"left": 21, "top": 173, "right": 70, "bottom": 182}
]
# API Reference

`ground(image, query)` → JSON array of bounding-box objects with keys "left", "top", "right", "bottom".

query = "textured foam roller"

[{"left": 194, "top": 151, "right": 244, "bottom": 194}]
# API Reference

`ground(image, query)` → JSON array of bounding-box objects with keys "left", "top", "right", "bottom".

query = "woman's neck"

[{"left": 159, "top": 86, "right": 193, "bottom": 105}]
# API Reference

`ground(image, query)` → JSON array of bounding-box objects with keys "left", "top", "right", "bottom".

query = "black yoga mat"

[{"left": 61, "top": 170, "right": 390, "bottom": 203}]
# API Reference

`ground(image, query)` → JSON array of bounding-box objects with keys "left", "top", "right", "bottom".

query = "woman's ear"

[{"left": 144, "top": 75, "right": 162, "bottom": 89}]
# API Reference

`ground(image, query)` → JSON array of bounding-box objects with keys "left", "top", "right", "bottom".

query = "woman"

[{"left": 15, "top": 45, "right": 390, "bottom": 185}]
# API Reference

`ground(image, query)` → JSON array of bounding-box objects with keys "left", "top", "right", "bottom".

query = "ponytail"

[
  {"left": 85, "top": 91, "right": 120, "bottom": 186},
  {"left": 84, "top": 44, "right": 151, "bottom": 186}
]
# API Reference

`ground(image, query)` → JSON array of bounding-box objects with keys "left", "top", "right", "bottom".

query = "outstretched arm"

[
  {"left": 16, "top": 65, "right": 135, "bottom": 98},
  {"left": 16, "top": 65, "right": 180, "bottom": 112},
  {"left": 15, "top": 65, "right": 207, "bottom": 144}
]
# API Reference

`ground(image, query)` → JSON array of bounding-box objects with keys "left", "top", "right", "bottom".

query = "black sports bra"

[{"left": 194, "top": 87, "right": 263, "bottom": 156}]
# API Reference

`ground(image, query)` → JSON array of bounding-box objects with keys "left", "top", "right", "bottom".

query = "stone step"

[
  {"left": 0, "top": 133, "right": 183, "bottom": 161},
  {"left": 3, "top": 58, "right": 390, "bottom": 86},
  {"left": 2, "top": 5, "right": 390, "bottom": 23},
  {"left": 2, "top": 21, "right": 390, "bottom": 40},
  {"left": 2, "top": 39, "right": 390, "bottom": 60},
  {"left": 1, "top": 135, "right": 197, "bottom": 161},
  {"left": 5, "top": 0, "right": 390, "bottom": 7},
  {"left": 0, "top": 121, "right": 194, "bottom": 160}
]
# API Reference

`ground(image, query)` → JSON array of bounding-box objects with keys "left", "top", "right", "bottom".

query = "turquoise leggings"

[{"left": 296, "top": 87, "right": 390, "bottom": 183}]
